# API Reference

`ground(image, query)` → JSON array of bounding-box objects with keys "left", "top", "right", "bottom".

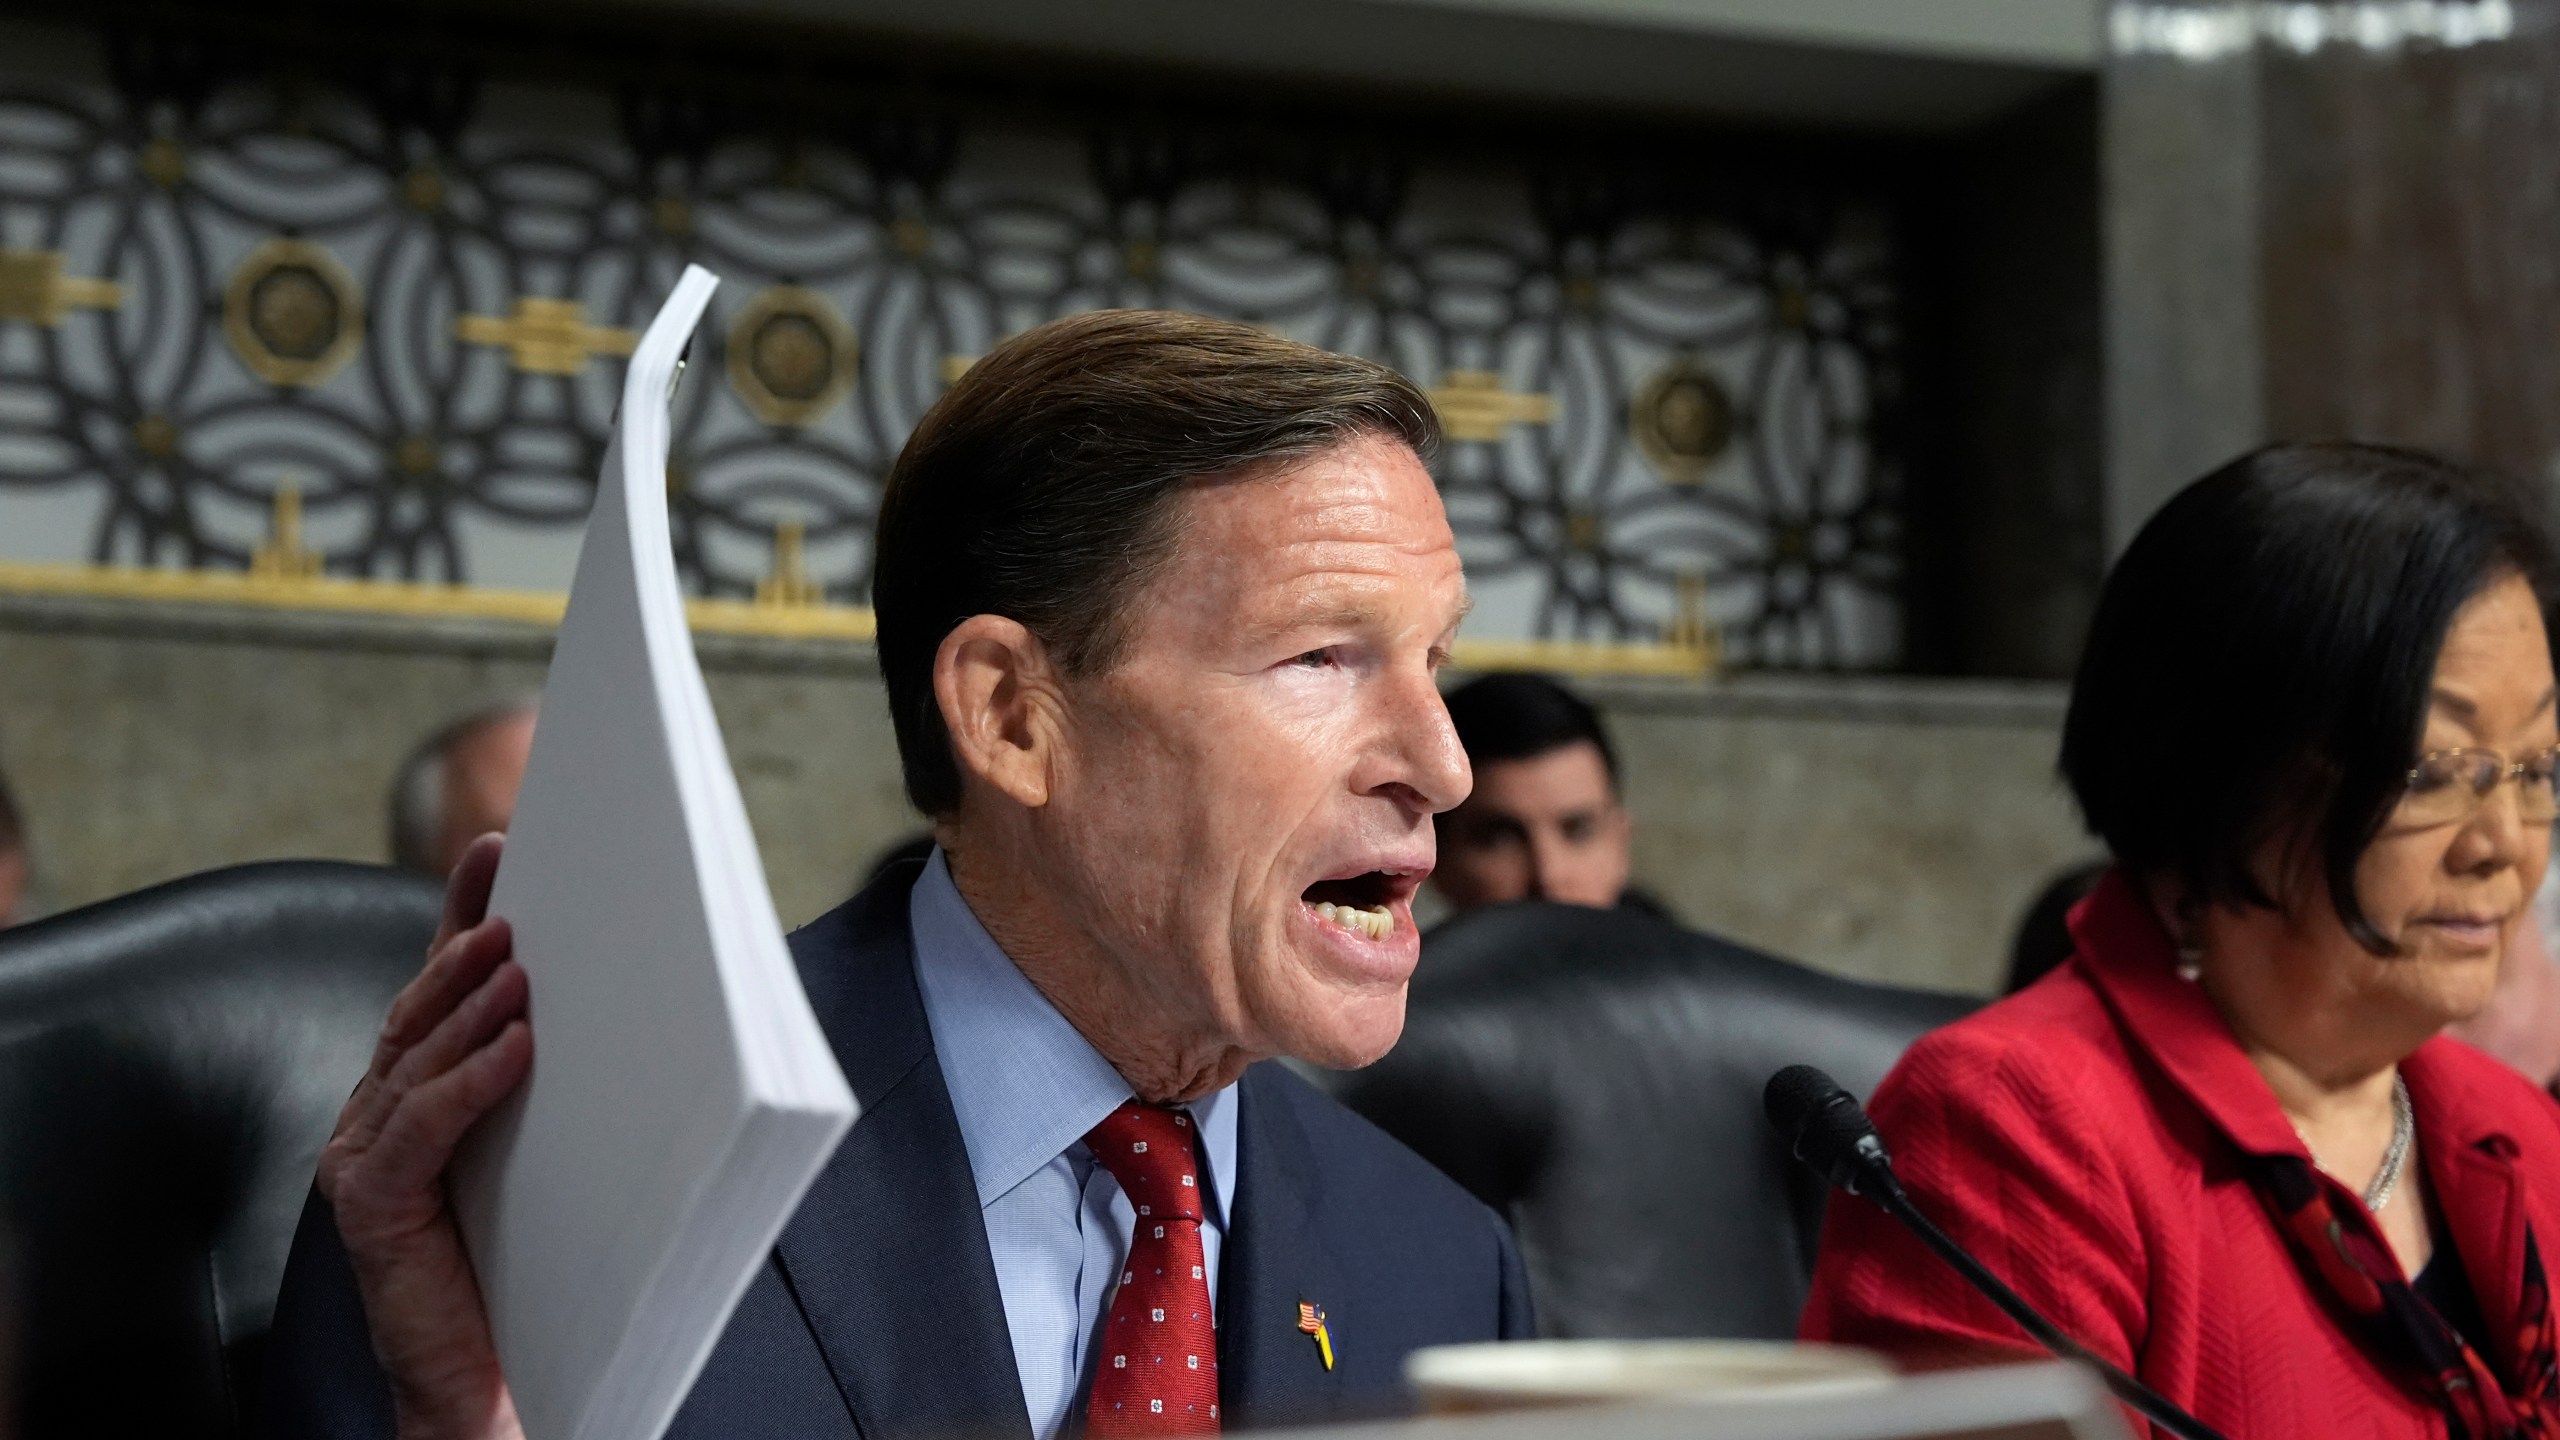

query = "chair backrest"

[
  {"left": 1337, "top": 900, "right": 1974, "bottom": 1341},
  {"left": 0, "top": 861, "right": 440, "bottom": 1439}
]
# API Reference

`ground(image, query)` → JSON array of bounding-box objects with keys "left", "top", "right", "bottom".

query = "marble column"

[
  {"left": 2104, "top": 0, "right": 2556, "bottom": 547},
  {"left": 2104, "top": 1, "right": 2266, "bottom": 551}
]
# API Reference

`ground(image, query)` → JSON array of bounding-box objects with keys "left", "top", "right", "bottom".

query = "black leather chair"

[
  {"left": 1337, "top": 901, "right": 1975, "bottom": 1342},
  {"left": 0, "top": 861, "right": 441, "bottom": 1439}
]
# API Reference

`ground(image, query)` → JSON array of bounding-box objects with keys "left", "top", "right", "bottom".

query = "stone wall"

[
  {"left": 2102, "top": 3, "right": 2560, "bottom": 547},
  {"left": 1604, "top": 676, "right": 2090, "bottom": 993},
  {"left": 0, "top": 593, "right": 2090, "bottom": 996}
]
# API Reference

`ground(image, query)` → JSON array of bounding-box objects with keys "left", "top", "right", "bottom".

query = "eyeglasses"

[{"left": 2398, "top": 746, "right": 2560, "bottom": 828}]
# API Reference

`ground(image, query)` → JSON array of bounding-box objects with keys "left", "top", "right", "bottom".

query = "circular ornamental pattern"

[
  {"left": 222, "top": 237, "right": 364, "bottom": 388},
  {"left": 1630, "top": 358, "right": 1735, "bottom": 485},
  {"left": 727, "top": 285, "right": 858, "bottom": 427}
]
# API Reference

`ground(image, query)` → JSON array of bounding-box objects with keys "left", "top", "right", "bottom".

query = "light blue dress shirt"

[{"left": 908, "top": 849, "right": 1240, "bottom": 1440}]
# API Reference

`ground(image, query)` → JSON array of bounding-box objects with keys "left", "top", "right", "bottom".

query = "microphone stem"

[{"left": 1863, "top": 1173, "right": 2231, "bottom": 1440}]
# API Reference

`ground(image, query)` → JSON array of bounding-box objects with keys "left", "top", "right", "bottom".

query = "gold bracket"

[
  {"left": 754, "top": 520, "right": 824, "bottom": 607},
  {"left": 0, "top": 249, "right": 122, "bottom": 327},
  {"left": 1660, "top": 572, "right": 1722, "bottom": 671},
  {"left": 1428, "top": 371, "right": 1556, "bottom": 443},
  {"left": 1772, "top": 280, "right": 1813, "bottom": 330},
  {"left": 401, "top": 164, "right": 445, "bottom": 214},
  {"left": 250, "top": 484, "right": 326, "bottom": 581},
  {"left": 455, "top": 298, "right": 639, "bottom": 375},
  {"left": 140, "top": 137, "right": 187, "bottom": 189}
]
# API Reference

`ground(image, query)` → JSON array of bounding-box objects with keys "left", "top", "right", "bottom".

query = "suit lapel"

[
  {"left": 772, "top": 868, "right": 1033, "bottom": 1440},
  {"left": 1218, "top": 1065, "right": 1348, "bottom": 1426}
]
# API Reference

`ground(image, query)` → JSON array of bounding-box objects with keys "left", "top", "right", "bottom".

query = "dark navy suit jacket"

[{"left": 261, "top": 865, "right": 1534, "bottom": 1440}]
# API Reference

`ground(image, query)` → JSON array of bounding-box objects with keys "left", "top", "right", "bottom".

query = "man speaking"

[{"left": 262, "top": 311, "right": 1533, "bottom": 1440}]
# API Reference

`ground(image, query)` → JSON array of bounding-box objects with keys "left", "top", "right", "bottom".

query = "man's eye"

[{"left": 1291, "top": 648, "right": 1336, "bottom": 669}]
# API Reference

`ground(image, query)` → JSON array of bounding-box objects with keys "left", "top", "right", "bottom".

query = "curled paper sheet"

[{"left": 451, "top": 264, "right": 860, "bottom": 1440}]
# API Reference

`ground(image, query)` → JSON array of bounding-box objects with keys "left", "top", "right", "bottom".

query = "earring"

[{"left": 2175, "top": 940, "right": 2204, "bottom": 984}]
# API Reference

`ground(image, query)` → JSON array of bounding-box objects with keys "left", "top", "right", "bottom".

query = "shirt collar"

[
  {"left": 907, "top": 847, "right": 1238, "bottom": 1224},
  {"left": 2070, "top": 867, "right": 2520, "bottom": 1161}
]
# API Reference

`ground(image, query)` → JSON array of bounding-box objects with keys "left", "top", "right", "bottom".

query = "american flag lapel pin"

[{"left": 1296, "top": 1301, "right": 1334, "bottom": 1371}]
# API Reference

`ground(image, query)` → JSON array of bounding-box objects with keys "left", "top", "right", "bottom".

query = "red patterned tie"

[{"left": 1084, "top": 1101, "right": 1220, "bottom": 1436}]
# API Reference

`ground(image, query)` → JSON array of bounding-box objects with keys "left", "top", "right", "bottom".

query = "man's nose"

[
  {"left": 1377, "top": 671, "right": 1472, "bottom": 814},
  {"left": 1522, "top": 838, "right": 1555, "bottom": 901}
]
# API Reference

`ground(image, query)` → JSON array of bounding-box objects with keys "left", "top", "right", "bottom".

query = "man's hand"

[{"left": 317, "top": 833, "right": 533, "bottom": 1440}]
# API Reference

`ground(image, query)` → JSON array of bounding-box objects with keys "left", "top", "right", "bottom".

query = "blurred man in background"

[
  {"left": 387, "top": 700, "right": 537, "bottom": 878},
  {"left": 1431, "top": 672, "right": 1655, "bottom": 915}
]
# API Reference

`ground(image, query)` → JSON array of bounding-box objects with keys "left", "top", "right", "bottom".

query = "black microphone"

[{"left": 1765, "top": 1065, "right": 2230, "bottom": 1440}]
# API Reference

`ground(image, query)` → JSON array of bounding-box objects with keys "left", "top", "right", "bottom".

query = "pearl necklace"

[{"left": 2297, "top": 1075, "right": 2415, "bottom": 1214}]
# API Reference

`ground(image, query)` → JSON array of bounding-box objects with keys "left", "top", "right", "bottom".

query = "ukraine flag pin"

[{"left": 1296, "top": 1301, "right": 1334, "bottom": 1371}]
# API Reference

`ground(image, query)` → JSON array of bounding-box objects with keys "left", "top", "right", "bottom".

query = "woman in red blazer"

[{"left": 1802, "top": 443, "right": 2560, "bottom": 1439}]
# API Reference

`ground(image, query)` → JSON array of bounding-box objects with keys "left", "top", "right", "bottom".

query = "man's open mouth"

[{"left": 1301, "top": 871, "right": 1405, "bottom": 942}]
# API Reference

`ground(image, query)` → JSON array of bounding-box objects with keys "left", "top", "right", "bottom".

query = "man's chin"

[{"left": 1262, "top": 990, "right": 1409, "bottom": 1071}]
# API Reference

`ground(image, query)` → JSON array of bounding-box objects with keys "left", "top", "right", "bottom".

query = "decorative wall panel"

[{"left": 0, "top": 33, "right": 1905, "bottom": 666}]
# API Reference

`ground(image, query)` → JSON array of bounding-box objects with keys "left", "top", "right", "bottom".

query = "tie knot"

[{"left": 1084, "top": 1101, "right": 1205, "bottom": 1224}]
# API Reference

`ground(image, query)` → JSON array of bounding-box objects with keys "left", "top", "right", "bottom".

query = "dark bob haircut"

[
  {"left": 2060, "top": 441, "right": 2559, "bottom": 952},
  {"left": 1439, "top": 672, "right": 1619, "bottom": 787},
  {"left": 872, "top": 310, "right": 1441, "bottom": 817}
]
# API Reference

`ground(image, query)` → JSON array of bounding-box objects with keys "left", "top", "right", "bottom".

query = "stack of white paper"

[
  {"left": 452, "top": 264, "right": 861, "bottom": 1440},
  {"left": 1311, "top": 1362, "right": 2127, "bottom": 1440}
]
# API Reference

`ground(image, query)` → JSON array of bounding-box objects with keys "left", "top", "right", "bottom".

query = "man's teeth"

[{"left": 1312, "top": 900, "right": 1395, "bottom": 940}]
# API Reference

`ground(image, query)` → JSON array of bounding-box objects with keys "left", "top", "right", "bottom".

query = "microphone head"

[
  {"left": 1762, "top": 1064, "right": 1843, "bottom": 1133},
  {"left": 1763, "top": 1064, "right": 1893, "bottom": 1196}
]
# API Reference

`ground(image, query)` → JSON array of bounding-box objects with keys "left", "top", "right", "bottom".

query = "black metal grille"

[{"left": 0, "top": 29, "right": 1905, "bottom": 666}]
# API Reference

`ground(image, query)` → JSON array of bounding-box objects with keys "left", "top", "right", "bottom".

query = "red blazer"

[{"left": 1801, "top": 869, "right": 2560, "bottom": 1439}]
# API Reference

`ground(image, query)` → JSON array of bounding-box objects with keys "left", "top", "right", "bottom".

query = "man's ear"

[{"left": 934, "top": 614, "right": 1067, "bottom": 810}]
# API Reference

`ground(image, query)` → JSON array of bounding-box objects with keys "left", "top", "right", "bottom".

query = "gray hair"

[{"left": 388, "top": 698, "right": 538, "bottom": 873}]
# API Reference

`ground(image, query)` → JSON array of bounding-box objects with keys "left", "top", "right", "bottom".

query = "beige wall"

[
  {"left": 0, "top": 594, "right": 2089, "bottom": 996},
  {"left": 1600, "top": 677, "right": 2092, "bottom": 993},
  {"left": 0, "top": 596, "right": 921, "bottom": 932}
]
